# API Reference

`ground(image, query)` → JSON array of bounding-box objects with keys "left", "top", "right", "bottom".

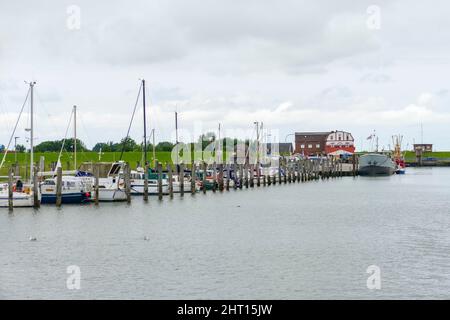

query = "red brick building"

[{"left": 295, "top": 130, "right": 355, "bottom": 156}]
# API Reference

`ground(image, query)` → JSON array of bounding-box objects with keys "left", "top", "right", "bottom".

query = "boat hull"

[
  {"left": 0, "top": 192, "right": 36, "bottom": 207},
  {"left": 358, "top": 153, "right": 396, "bottom": 177},
  {"left": 359, "top": 165, "right": 395, "bottom": 176},
  {"left": 97, "top": 189, "right": 127, "bottom": 201},
  {"left": 40, "top": 192, "right": 90, "bottom": 204}
]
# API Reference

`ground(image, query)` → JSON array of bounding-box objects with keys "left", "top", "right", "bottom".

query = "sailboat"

[
  {"left": 39, "top": 105, "right": 93, "bottom": 204},
  {"left": 0, "top": 82, "right": 41, "bottom": 207}
]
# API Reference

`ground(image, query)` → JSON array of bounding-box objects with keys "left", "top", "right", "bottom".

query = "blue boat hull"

[{"left": 41, "top": 193, "right": 91, "bottom": 204}]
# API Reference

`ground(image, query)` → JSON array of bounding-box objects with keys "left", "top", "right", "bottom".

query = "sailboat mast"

[
  {"left": 73, "top": 105, "right": 77, "bottom": 170},
  {"left": 152, "top": 128, "right": 156, "bottom": 168},
  {"left": 175, "top": 111, "right": 178, "bottom": 165},
  {"left": 142, "top": 79, "right": 147, "bottom": 166},
  {"left": 30, "top": 81, "right": 35, "bottom": 181}
]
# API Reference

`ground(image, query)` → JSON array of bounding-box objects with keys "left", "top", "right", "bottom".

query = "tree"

[
  {"left": 116, "top": 137, "right": 139, "bottom": 152},
  {"left": 15, "top": 144, "right": 26, "bottom": 152},
  {"left": 34, "top": 139, "right": 88, "bottom": 152},
  {"left": 156, "top": 141, "right": 175, "bottom": 152},
  {"left": 93, "top": 142, "right": 113, "bottom": 152}
]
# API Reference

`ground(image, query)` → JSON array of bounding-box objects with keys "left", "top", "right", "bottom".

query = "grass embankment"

[
  {"left": 403, "top": 151, "right": 450, "bottom": 161},
  {"left": 0, "top": 151, "right": 173, "bottom": 176}
]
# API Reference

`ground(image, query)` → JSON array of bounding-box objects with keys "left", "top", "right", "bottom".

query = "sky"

[{"left": 1, "top": 0, "right": 450, "bottom": 151}]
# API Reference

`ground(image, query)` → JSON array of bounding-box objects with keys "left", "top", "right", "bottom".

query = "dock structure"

[{"left": 1, "top": 155, "right": 357, "bottom": 209}]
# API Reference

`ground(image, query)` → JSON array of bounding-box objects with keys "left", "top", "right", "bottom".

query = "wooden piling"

[
  {"left": 218, "top": 164, "right": 224, "bottom": 192},
  {"left": 250, "top": 164, "right": 254, "bottom": 188},
  {"left": 94, "top": 164, "right": 99, "bottom": 205},
  {"left": 278, "top": 160, "right": 282, "bottom": 185},
  {"left": 56, "top": 166, "right": 62, "bottom": 207},
  {"left": 167, "top": 163, "right": 174, "bottom": 199},
  {"left": 143, "top": 164, "right": 149, "bottom": 201},
  {"left": 244, "top": 163, "right": 249, "bottom": 188},
  {"left": 212, "top": 162, "right": 217, "bottom": 193},
  {"left": 8, "top": 167, "right": 13, "bottom": 211},
  {"left": 256, "top": 162, "right": 261, "bottom": 187},
  {"left": 237, "top": 164, "right": 242, "bottom": 189},
  {"left": 180, "top": 163, "right": 185, "bottom": 197},
  {"left": 191, "top": 163, "right": 196, "bottom": 195},
  {"left": 33, "top": 166, "right": 40, "bottom": 208},
  {"left": 202, "top": 162, "right": 207, "bottom": 194},
  {"left": 124, "top": 163, "right": 131, "bottom": 204},
  {"left": 225, "top": 165, "right": 230, "bottom": 191},
  {"left": 157, "top": 162, "right": 163, "bottom": 200}
]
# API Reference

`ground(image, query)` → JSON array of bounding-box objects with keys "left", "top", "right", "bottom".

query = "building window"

[
  {"left": 300, "top": 144, "right": 305, "bottom": 149},
  {"left": 308, "top": 144, "right": 312, "bottom": 149},
  {"left": 316, "top": 144, "right": 320, "bottom": 148}
]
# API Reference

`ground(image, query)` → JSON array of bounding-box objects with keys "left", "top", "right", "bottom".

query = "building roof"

[{"left": 295, "top": 132, "right": 331, "bottom": 136}]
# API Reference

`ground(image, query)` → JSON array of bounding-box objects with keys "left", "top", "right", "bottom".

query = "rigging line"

[
  {"left": 119, "top": 82, "right": 143, "bottom": 161},
  {"left": 0, "top": 87, "right": 31, "bottom": 170},
  {"left": 56, "top": 108, "right": 74, "bottom": 167}
]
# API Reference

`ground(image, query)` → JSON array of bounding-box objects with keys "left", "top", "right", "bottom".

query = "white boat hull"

[
  {"left": 0, "top": 192, "right": 37, "bottom": 207},
  {"left": 97, "top": 188, "right": 127, "bottom": 201}
]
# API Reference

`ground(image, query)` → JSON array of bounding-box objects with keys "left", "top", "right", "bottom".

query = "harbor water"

[{"left": 1, "top": 167, "right": 449, "bottom": 299}]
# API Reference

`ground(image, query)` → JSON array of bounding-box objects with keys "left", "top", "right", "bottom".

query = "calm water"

[{"left": 1, "top": 167, "right": 449, "bottom": 299}]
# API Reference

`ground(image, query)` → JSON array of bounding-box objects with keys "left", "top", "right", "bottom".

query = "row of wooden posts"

[
  {"left": 103, "top": 157, "right": 353, "bottom": 204},
  {"left": 5, "top": 156, "right": 358, "bottom": 210}
]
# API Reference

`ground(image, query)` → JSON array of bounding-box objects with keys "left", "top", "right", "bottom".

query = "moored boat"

[{"left": 358, "top": 153, "right": 396, "bottom": 176}]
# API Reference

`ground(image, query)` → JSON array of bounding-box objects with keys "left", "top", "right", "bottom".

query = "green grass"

[
  {"left": 403, "top": 151, "right": 450, "bottom": 161},
  {"left": 0, "top": 151, "right": 174, "bottom": 177}
]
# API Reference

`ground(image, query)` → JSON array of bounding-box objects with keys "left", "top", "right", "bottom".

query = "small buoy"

[
  {"left": 144, "top": 236, "right": 150, "bottom": 241},
  {"left": 29, "top": 236, "right": 37, "bottom": 241},
  {"left": 237, "top": 205, "right": 241, "bottom": 207}
]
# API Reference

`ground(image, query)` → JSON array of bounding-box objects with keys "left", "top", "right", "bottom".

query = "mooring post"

[
  {"left": 238, "top": 164, "right": 243, "bottom": 189},
  {"left": 263, "top": 171, "right": 267, "bottom": 186},
  {"left": 288, "top": 162, "right": 292, "bottom": 183},
  {"left": 167, "top": 163, "right": 173, "bottom": 199},
  {"left": 256, "top": 162, "right": 261, "bottom": 187},
  {"left": 202, "top": 162, "right": 207, "bottom": 194},
  {"left": 56, "top": 166, "right": 62, "bottom": 207},
  {"left": 157, "top": 162, "right": 163, "bottom": 200},
  {"left": 283, "top": 159, "right": 287, "bottom": 184},
  {"left": 191, "top": 163, "right": 196, "bottom": 195},
  {"left": 125, "top": 163, "right": 131, "bottom": 204},
  {"left": 8, "top": 166, "right": 13, "bottom": 211},
  {"left": 212, "top": 162, "right": 217, "bottom": 193},
  {"left": 226, "top": 164, "right": 230, "bottom": 191},
  {"left": 244, "top": 163, "right": 249, "bottom": 188},
  {"left": 94, "top": 164, "right": 99, "bottom": 205},
  {"left": 219, "top": 164, "right": 224, "bottom": 192},
  {"left": 33, "top": 166, "right": 40, "bottom": 208},
  {"left": 250, "top": 164, "right": 254, "bottom": 188},
  {"left": 180, "top": 163, "right": 185, "bottom": 197},
  {"left": 143, "top": 163, "right": 149, "bottom": 202}
]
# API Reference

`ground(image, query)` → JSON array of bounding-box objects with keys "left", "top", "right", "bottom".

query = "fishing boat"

[
  {"left": 392, "top": 135, "right": 406, "bottom": 174},
  {"left": 359, "top": 133, "right": 396, "bottom": 176},
  {"left": 358, "top": 153, "right": 396, "bottom": 176},
  {"left": 0, "top": 82, "right": 41, "bottom": 208}
]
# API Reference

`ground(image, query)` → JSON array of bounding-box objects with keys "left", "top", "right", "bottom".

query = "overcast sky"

[{"left": 1, "top": 0, "right": 449, "bottom": 150}]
